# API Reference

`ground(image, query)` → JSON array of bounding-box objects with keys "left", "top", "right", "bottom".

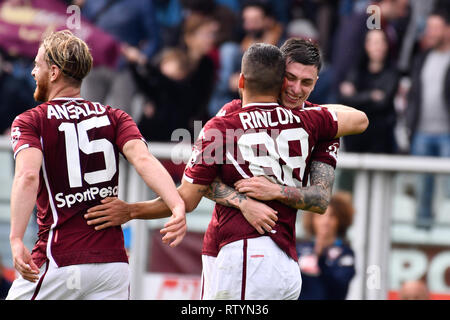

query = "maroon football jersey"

[
  {"left": 201, "top": 100, "right": 341, "bottom": 258},
  {"left": 216, "top": 99, "right": 340, "bottom": 168},
  {"left": 184, "top": 102, "right": 338, "bottom": 260},
  {"left": 10, "top": 97, "right": 145, "bottom": 268}
]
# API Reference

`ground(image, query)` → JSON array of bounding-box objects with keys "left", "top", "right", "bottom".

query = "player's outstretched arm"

[
  {"left": 85, "top": 177, "right": 207, "bottom": 247},
  {"left": 126, "top": 178, "right": 207, "bottom": 247},
  {"left": 86, "top": 178, "right": 207, "bottom": 224},
  {"left": 204, "top": 178, "right": 278, "bottom": 234},
  {"left": 126, "top": 178, "right": 208, "bottom": 219},
  {"left": 122, "top": 139, "right": 186, "bottom": 219},
  {"left": 329, "top": 105, "right": 369, "bottom": 138},
  {"left": 10, "top": 148, "right": 42, "bottom": 282},
  {"left": 234, "top": 161, "right": 334, "bottom": 214}
]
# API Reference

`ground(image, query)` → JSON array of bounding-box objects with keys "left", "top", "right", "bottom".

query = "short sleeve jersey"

[
  {"left": 184, "top": 102, "right": 338, "bottom": 260},
  {"left": 216, "top": 100, "right": 340, "bottom": 169},
  {"left": 10, "top": 97, "right": 145, "bottom": 268},
  {"left": 200, "top": 100, "right": 340, "bottom": 257}
]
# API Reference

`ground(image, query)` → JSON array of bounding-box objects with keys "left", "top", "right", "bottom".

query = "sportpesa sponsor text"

[{"left": 55, "top": 185, "right": 118, "bottom": 208}]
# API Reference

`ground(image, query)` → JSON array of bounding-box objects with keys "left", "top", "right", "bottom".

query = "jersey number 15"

[{"left": 59, "top": 116, "right": 116, "bottom": 188}]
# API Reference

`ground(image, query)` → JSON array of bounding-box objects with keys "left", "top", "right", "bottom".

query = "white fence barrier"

[{"left": 1, "top": 137, "right": 450, "bottom": 299}]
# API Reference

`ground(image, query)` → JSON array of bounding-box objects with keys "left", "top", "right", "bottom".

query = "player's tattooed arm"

[
  {"left": 234, "top": 161, "right": 335, "bottom": 214},
  {"left": 204, "top": 178, "right": 248, "bottom": 209},
  {"left": 278, "top": 161, "right": 334, "bottom": 213},
  {"left": 205, "top": 178, "right": 278, "bottom": 234}
]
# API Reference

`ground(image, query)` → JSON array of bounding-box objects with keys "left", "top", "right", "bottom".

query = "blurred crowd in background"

[
  {"left": 0, "top": 0, "right": 448, "bottom": 221},
  {"left": 0, "top": 0, "right": 448, "bottom": 155}
]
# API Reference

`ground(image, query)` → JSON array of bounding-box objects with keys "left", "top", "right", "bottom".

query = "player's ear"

[
  {"left": 238, "top": 73, "right": 245, "bottom": 89},
  {"left": 49, "top": 64, "right": 61, "bottom": 82}
]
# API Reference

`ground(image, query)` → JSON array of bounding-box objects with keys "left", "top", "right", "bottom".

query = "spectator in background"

[
  {"left": 240, "top": 0, "right": 284, "bottom": 52},
  {"left": 216, "top": 0, "right": 290, "bottom": 26},
  {"left": 79, "top": 0, "right": 160, "bottom": 120},
  {"left": 339, "top": 29, "right": 399, "bottom": 153},
  {"left": 177, "top": 13, "right": 218, "bottom": 134},
  {"left": 297, "top": 192, "right": 356, "bottom": 300},
  {"left": 156, "top": 0, "right": 240, "bottom": 121},
  {"left": 180, "top": 0, "right": 239, "bottom": 47},
  {"left": 287, "top": 0, "right": 341, "bottom": 65},
  {"left": 154, "top": 0, "right": 184, "bottom": 48},
  {"left": 128, "top": 14, "right": 218, "bottom": 140},
  {"left": 399, "top": 280, "right": 430, "bottom": 300},
  {"left": 206, "top": 39, "right": 242, "bottom": 117},
  {"left": 396, "top": 0, "right": 437, "bottom": 74},
  {"left": 0, "top": 51, "right": 37, "bottom": 135},
  {"left": 406, "top": 11, "right": 450, "bottom": 229},
  {"left": 130, "top": 48, "right": 191, "bottom": 141},
  {"left": 0, "top": 255, "right": 12, "bottom": 299},
  {"left": 208, "top": 0, "right": 284, "bottom": 116},
  {"left": 331, "top": 0, "right": 410, "bottom": 100}
]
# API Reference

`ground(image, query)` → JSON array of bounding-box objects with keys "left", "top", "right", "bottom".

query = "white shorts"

[
  {"left": 6, "top": 260, "right": 129, "bottom": 300},
  {"left": 201, "top": 236, "right": 301, "bottom": 300}
]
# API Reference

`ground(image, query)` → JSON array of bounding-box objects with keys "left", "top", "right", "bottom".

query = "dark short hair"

[
  {"left": 429, "top": 9, "right": 450, "bottom": 25},
  {"left": 242, "top": 0, "right": 272, "bottom": 17},
  {"left": 241, "top": 43, "right": 285, "bottom": 95},
  {"left": 280, "top": 38, "right": 322, "bottom": 72}
]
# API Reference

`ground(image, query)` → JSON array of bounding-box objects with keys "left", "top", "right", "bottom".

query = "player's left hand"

[
  {"left": 10, "top": 238, "right": 40, "bottom": 282},
  {"left": 84, "top": 197, "right": 131, "bottom": 230},
  {"left": 234, "top": 176, "right": 280, "bottom": 201},
  {"left": 160, "top": 205, "right": 186, "bottom": 247}
]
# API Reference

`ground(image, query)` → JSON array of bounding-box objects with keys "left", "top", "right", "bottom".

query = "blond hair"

[{"left": 42, "top": 30, "right": 92, "bottom": 83}]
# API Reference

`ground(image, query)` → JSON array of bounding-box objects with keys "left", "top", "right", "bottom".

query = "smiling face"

[
  {"left": 280, "top": 59, "right": 318, "bottom": 109},
  {"left": 31, "top": 46, "right": 51, "bottom": 102}
]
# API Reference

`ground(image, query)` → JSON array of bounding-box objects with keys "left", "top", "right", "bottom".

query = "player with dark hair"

[
  {"left": 198, "top": 38, "right": 352, "bottom": 299},
  {"left": 211, "top": 39, "right": 339, "bottom": 213},
  {"left": 85, "top": 42, "right": 368, "bottom": 299},
  {"left": 6, "top": 30, "right": 185, "bottom": 300},
  {"left": 281, "top": 37, "right": 322, "bottom": 69}
]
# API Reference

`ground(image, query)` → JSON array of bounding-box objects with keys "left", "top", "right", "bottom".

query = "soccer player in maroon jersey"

[
  {"left": 207, "top": 39, "right": 344, "bottom": 234},
  {"left": 6, "top": 30, "right": 185, "bottom": 300},
  {"left": 85, "top": 43, "right": 367, "bottom": 299},
  {"left": 197, "top": 39, "right": 349, "bottom": 298}
]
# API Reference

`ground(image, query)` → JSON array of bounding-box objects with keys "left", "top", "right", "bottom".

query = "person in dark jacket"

[
  {"left": 130, "top": 47, "right": 191, "bottom": 141},
  {"left": 129, "top": 14, "right": 218, "bottom": 141},
  {"left": 80, "top": 0, "right": 161, "bottom": 118},
  {"left": 406, "top": 11, "right": 450, "bottom": 229},
  {"left": 339, "top": 28, "right": 399, "bottom": 153},
  {"left": 297, "top": 192, "right": 356, "bottom": 300},
  {"left": 331, "top": 0, "right": 409, "bottom": 99}
]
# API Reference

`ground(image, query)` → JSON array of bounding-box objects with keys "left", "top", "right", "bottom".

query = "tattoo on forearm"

[
  {"left": 230, "top": 192, "right": 247, "bottom": 203},
  {"left": 205, "top": 180, "right": 234, "bottom": 199},
  {"left": 205, "top": 180, "right": 247, "bottom": 208},
  {"left": 279, "top": 161, "right": 335, "bottom": 212},
  {"left": 310, "top": 161, "right": 334, "bottom": 192}
]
